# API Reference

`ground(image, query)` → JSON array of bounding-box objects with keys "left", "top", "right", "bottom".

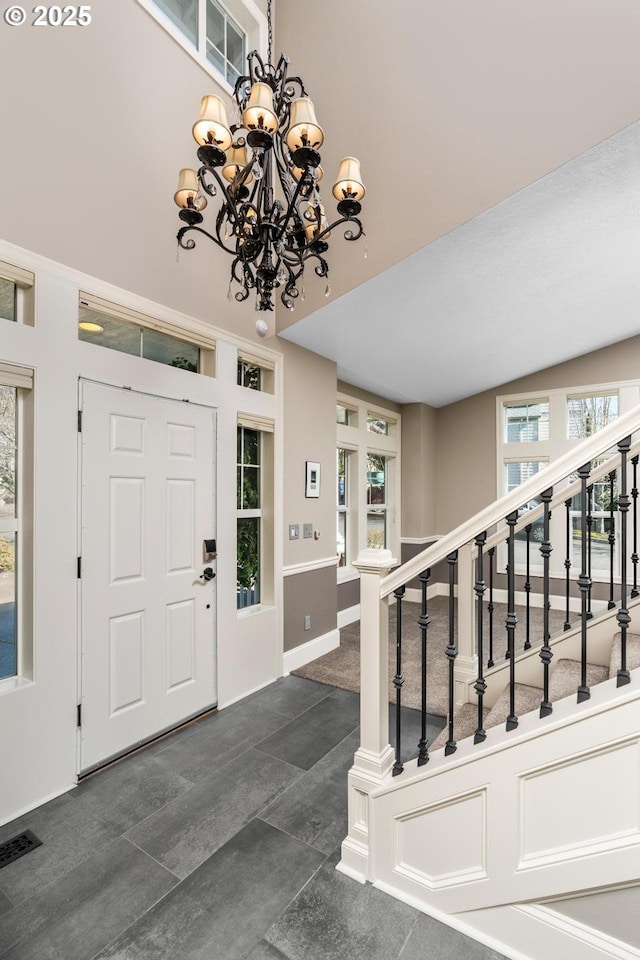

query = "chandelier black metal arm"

[{"left": 174, "top": 42, "right": 365, "bottom": 315}]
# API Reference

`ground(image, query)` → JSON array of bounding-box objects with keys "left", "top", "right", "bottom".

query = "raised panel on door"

[{"left": 79, "top": 381, "right": 217, "bottom": 773}]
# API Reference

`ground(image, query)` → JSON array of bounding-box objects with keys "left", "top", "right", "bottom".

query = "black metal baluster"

[
  {"left": 487, "top": 547, "right": 495, "bottom": 668},
  {"left": 539, "top": 488, "right": 553, "bottom": 717},
  {"left": 505, "top": 511, "right": 518, "bottom": 730},
  {"left": 474, "top": 533, "right": 487, "bottom": 744},
  {"left": 586, "top": 484, "right": 594, "bottom": 620},
  {"left": 445, "top": 551, "right": 458, "bottom": 755},
  {"left": 577, "top": 463, "right": 592, "bottom": 702},
  {"left": 392, "top": 584, "right": 405, "bottom": 776},
  {"left": 631, "top": 455, "right": 639, "bottom": 600},
  {"left": 564, "top": 497, "right": 572, "bottom": 631},
  {"left": 608, "top": 470, "right": 616, "bottom": 610},
  {"left": 524, "top": 523, "right": 532, "bottom": 651},
  {"left": 617, "top": 438, "right": 631, "bottom": 687},
  {"left": 417, "top": 568, "right": 431, "bottom": 766}
]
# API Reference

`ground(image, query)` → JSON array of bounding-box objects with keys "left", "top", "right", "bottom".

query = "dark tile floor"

[{"left": 0, "top": 676, "right": 508, "bottom": 960}]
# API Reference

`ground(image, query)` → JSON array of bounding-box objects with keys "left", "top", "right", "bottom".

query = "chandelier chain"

[{"left": 267, "top": 0, "right": 273, "bottom": 66}]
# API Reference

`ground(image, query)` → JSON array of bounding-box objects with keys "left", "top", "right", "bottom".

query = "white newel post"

[
  {"left": 337, "top": 548, "right": 396, "bottom": 885},
  {"left": 455, "top": 541, "right": 478, "bottom": 706}
]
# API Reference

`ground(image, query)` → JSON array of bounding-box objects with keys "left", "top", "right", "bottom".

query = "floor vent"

[{"left": 0, "top": 831, "right": 42, "bottom": 869}]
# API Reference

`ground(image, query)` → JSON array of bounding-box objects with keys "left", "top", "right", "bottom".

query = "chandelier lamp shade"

[{"left": 173, "top": 33, "right": 365, "bottom": 318}]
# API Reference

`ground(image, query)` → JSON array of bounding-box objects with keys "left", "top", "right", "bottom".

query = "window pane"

[
  {"left": 567, "top": 395, "right": 618, "bottom": 440},
  {"left": 0, "top": 532, "right": 16, "bottom": 680},
  {"left": 206, "top": 0, "right": 225, "bottom": 54},
  {"left": 367, "top": 510, "right": 386, "bottom": 549},
  {"left": 142, "top": 328, "right": 199, "bottom": 372},
  {"left": 241, "top": 466, "right": 260, "bottom": 509},
  {"left": 504, "top": 401, "right": 549, "bottom": 442},
  {"left": 0, "top": 278, "right": 16, "bottom": 323},
  {"left": 78, "top": 309, "right": 141, "bottom": 356},
  {"left": 242, "top": 429, "right": 259, "bottom": 465},
  {"left": 154, "top": 0, "right": 198, "bottom": 44},
  {"left": 79, "top": 308, "right": 200, "bottom": 372},
  {"left": 226, "top": 18, "right": 245, "bottom": 72},
  {"left": 237, "top": 360, "right": 262, "bottom": 390},
  {"left": 337, "top": 449, "right": 346, "bottom": 506},
  {"left": 367, "top": 415, "right": 389, "bottom": 435},
  {"left": 367, "top": 454, "right": 386, "bottom": 505},
  {"left": 237, "top": 517, "right": 260, "bottom": 608},
  {"left": 505, "top": 460, "right": 547, "bottom": 493},
  {"left": 336, "top": 404, "right": 350, "bottom": 426},
  {"left": 0, "top": 386, "right": 16, "bottom": 520},
  {"left": 206, "top": 40, "right": 226, "bottom": 74},
  {"left": 337, "top": 512, "right": 346, "bottom": 567}
]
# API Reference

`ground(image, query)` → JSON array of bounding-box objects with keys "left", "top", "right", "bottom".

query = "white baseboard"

[
  {"left": 459, "top": 902, "right": 640, "bottom": 960},
  {"left": 283, "top": 627, "right": 340, "bottom": 673},
  {"left": 338, "top": 604, "right": 360, "bottom": 628},
  {"left": 491, "top": 587, "right": 608, "bottom": 614},
  {"left": 1, "top": 783, "right": 76, "bottom": 829}
]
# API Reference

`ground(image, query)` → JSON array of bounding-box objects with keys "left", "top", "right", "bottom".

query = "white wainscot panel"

[
  {"left": 167, "top": 422, "right": 196, "bottom": 459},
  {"left": 109, "top": 477, "right": 144, "bottom": 583},
  {"left": 519, "top": 738, "right": 640, "bottom": 869},
  {"left": 394, "top": 787, "right": 488, "bottom": 889},
  {"left": 110, "top": 611, "right": 144, "bottom": 714},
  {"left": 110, "top": 414, "right": 145, "bottom": 454},
  {"left": 166, "top": 599, "right": 195, "bottom": 691},
  {"left": 167, "top": 479, "right": 195, "bottom": 573}
]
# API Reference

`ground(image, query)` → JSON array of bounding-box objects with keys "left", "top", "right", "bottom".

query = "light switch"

[
  {"left": 303, "top": 523, "right": 313, "bottom": 539},
  {"left": 289, "top": 524, "right": 300, "bottom": 540}
]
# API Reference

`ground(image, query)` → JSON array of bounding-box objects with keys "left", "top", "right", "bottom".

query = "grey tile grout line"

[
  {"left": 123, "top": 836, "right": 183, "bottom": 882},
  {"left": 395, "top": 913, "right": 421, "bottom": 960},
  {"left": 256, "top": 727, "right": 360, "bottom": 822}
]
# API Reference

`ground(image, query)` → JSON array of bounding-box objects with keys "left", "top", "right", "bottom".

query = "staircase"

[{"left": 337, "top": 405, "right": 640, "bottom": 960}]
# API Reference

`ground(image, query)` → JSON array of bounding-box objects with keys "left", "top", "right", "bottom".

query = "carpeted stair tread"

[
  {"left": 609, "top": 632, "right": 640, "bottom": 678},
  {"left": 431, "top": 703, "right": 489, "bottom": 751},
  {"left": 485, "top": 682, "right": 543, "bottom": 729},
  {"left": 549, "top": 658, "right": 609, "bottom": 701}
]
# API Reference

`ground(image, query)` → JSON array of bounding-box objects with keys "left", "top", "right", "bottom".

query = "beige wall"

[
  {"left": 435, "top": 332, "right": 640, "bottom": 533},
  {"left": 0, "top": 0, "right": 272, "bottom": 344},
  {"left": 281, "top": 340, "right": 337, "bottom": 570},
  {"left": 337, "top": 380, "right": 402, "bottom": 414},
  {"left": 284, "top": 566, "right": 337, "bottom": 651},
  {"left": 401, "top": 403, "right": 438, "bottom": 539}
]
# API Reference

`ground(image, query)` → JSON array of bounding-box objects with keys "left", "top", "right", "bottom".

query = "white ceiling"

[
  {"left": 280, "top": 120, "right": 640, "bottom": 407},
  {"left": 274, "top": 0, "right": 640, "bottom": 405}
]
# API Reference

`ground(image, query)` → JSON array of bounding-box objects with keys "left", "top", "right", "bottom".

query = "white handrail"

[{"left": 381, "top": 403, "right": 640, "bottom": 598}]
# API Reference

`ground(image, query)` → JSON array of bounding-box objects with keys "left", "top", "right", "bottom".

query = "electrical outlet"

[
  {"left": 303, "top": 523, "right": 313, "bottom": 539},
  {"left": 289, "top": 524, "right": 299, "bottom": 540},
  {"left": 304, "top": 614, "right": 311, "bottom": 631}
]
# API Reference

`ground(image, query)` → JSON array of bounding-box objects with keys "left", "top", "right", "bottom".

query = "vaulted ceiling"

[{"left": 275, "top": 0, "right": 640, "bottom": 405}]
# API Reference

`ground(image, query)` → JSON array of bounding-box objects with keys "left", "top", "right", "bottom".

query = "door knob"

[{"left": 200, "top": 567, "right": 215, "bottom": 581}]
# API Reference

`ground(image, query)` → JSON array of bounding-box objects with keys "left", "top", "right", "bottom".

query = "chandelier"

[{"left": 173, "top": 0, "right": 365, "bottom": 326}]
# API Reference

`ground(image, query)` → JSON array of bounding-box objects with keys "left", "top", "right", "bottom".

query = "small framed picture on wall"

[{"left": 305, "top": 461, "right": 321, "bottom": 498}]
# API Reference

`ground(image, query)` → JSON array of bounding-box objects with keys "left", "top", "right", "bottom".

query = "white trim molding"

[
  {"left": 283, "top": 556, "right": 338, "bottom": 578},
  {"left": 401, "top": 536, "right": 444, "bottom": 545},
  {"left": 338, "top": 604, "right": 360, "bottom": 629},
  {"left": 283, "top": 628, "right": 340, "bottom": 673}
]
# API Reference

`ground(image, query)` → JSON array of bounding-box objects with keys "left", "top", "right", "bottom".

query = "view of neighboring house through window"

[
  {"left": 237, "top": 425, "right": 261, "bottom": 608},
  {"left": 0, "top": 279, "right": 16, "bottom": 323},
  {"left": 367, "top": 453, "right": 387, "bottom": 549},
  {"left": 0, "top": 386, "right": 17, "bottom": 680},
  {"left": 504, "top": 400, "right": 549, "bottom": 442},
  {"left": 148, "top": 0, "right": 246, "bottom": 86},
  {"left": 499, "top": 384, "right": 624, "bottom": 577}
]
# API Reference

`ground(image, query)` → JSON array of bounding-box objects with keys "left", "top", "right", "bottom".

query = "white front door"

[{"left": 79, "top": 381, "right": 217, "bottom": 773}]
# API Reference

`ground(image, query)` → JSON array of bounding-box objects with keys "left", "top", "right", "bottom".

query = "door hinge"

[
  {"left": 77, "top": 703, "right": 82, "bottom": 727},
  {"left": 77, "top": 410, "right": 82, "bottom": 432},
  {"left": 77, "top": 556, "right": 82, "bottom": 579}
]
